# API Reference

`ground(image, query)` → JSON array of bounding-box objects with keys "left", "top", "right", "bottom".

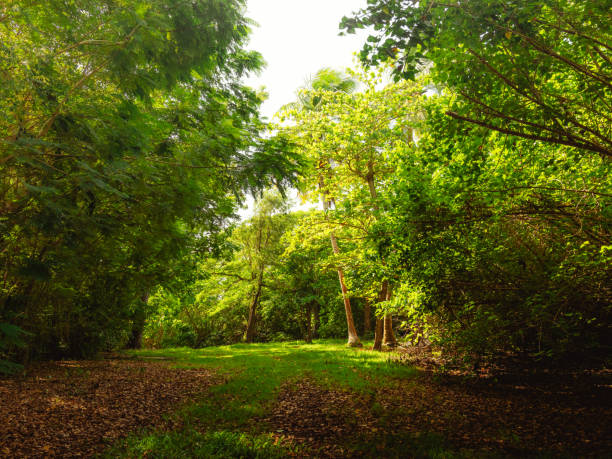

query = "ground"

[{"left": 0, "top": 341, "right": 610, "bottom": 458}]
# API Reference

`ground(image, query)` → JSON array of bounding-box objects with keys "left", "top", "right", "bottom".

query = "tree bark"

[
  {"left": 337, "top": 268, "right": 361, "bottom": 346},
  {"left": 383, "top": 285, "right": 397, "bottom": 348},
  {"left": 383, "top": 315, "right": 397, "bottom": 348},
  {"left": 245, "top": 270, "right": 263, "bottom": 343},
  {"left": 372, "top": 280, "right": 388, "bottom": 351},
  {"left": 363, "top": 298, "right": 371, "bottom": 334},
  {"left": 306, "top": 302, "right": 313, "bottom": 343}
]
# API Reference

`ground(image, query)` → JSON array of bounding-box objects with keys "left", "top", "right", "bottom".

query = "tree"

[
  {"left": 281, "top": 67, "right": 422, "bottom": 349},
  {"left": 340, "top": 0, "right": 612, "bottom": 362},
  {"left": 282, "top": 68, "right": 363, "bottom": 347},
  {"left": 0, "top": 0, "right": 298, "bottom": 359},
  {"left": 379, "top": 92, "right": 611, "bottom": 360}
]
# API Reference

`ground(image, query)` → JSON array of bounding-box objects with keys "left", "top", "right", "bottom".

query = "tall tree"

[
  {"left": 283, "top": 69, "right": 363, "bottom": 347},
  {"left": 282, "top": 67, "right": 422, "bottom": 349},
  {"left": 0, "top": 0, "right": 298, "bottom": 359}
]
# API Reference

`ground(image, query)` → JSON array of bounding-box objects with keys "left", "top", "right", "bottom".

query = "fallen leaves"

[
  {"left": 0, "top": 358, "right": 219, "bottom": 458},
  {"left": 262, "top": 368, "right": 611, "bottom": 457},
  {"left": 1, "top": 350, "right": 610, "bottom": 458},
  {"left": 263, "top": 380, "right": 377, "bottom": 457}
]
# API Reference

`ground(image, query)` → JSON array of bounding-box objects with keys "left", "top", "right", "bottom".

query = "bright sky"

[
  {"left": 244, "top": 0, "right": 369, "bottom": 120},
  {"left": 238, "top": 0, "right": 370, "bottom": 218}
]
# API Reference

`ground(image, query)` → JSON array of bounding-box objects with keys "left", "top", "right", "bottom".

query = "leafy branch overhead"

[{"left": 342, "top": 0, "right": 612, "bottom": 157}]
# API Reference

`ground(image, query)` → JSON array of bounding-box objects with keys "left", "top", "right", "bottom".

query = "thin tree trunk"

[
  {"left": 338, "top": 272, "right": 360, "bottom": 346},
  {"left": 306, "top": 302, "right": 313, "bottom": 344},
  {"left": 383, "top": 284, "right": 397, "bottom": 348},
  {"left": 363, "top": 298, "right": 371, "bottom": 334},
  {"left": 245, "top": 270, "right": 263, "bottom": 343},
  {"left": 372, "top": 280, "right": 388, "bottom": 351},
  {"left": 313, "top": 302, "right": 320, "bottom": 338},
  {"left": 319, "top": 171, "right": 361, "bottom": 347}
]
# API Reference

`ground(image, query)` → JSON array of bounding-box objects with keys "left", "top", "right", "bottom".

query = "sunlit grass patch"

[
  {"left": 111, "top": 340, "right": 421, "bottom": 457},
  {"left": 104, "top": 429, "right": 291, "bottom": 459}
]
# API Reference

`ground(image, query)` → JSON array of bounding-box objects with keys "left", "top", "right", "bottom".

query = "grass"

[
  {"left": 103, "top": 340, "right": 461, "bottom": 458},
  {"left": 132, "top": 340, "right": 418, "bottom": 426}
]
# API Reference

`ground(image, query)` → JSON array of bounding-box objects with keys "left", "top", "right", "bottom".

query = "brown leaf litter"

[
  {"left": 0, "top": 359, "right": 219, "bottom": 458},
  {"left": 264, "top": 367, "right": 611, "bottom": 457}
]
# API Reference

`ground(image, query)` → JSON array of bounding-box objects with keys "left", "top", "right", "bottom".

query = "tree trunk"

[
  {"left": 383, "top": 284, "right": 397, "bottom": 348},
  {"left": 373, "top": 318, "right": 384, "bottom": 351},
  {"left": 306, "top": 302, "right": 313, "bottom": 344},
  {"left": 335, "top": 257, "right": 361, "bottom": 347},
  {"left": 313, "top": 302, "right": 320, "bottom": 338},
  {"left": 372, "top": 281, "right": 388, "bottom": 351},
  {"left": 320, "top": 175, "right": 361, "bottom": 347},
  {"left": 383, "top": 315, "right": 397, "bottom": 348},
  {"left": 245, "top": 270, "right": 263, "bottom": 343},
  {"left": 363, "top": 298, "right": 371, "bottom": 334}
]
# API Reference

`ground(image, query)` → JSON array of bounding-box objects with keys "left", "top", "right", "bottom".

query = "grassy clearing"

[
  {"left": 105, "top": 340, "right": 440, "bottom": 458},
  {"left": 130, "top": 340, "right": 417, "bottom": 426}
]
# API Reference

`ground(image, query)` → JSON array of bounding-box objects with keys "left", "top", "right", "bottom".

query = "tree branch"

[{"left": 446, "top": 111, "right": 611, "bottom": 157}]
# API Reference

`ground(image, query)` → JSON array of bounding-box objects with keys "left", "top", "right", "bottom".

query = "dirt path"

[{"left": 0, "top": 359, "right": 219, "bottom": 458}]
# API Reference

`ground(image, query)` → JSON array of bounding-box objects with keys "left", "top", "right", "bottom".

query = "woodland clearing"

[{"left": 1, "top": 341, "right": 610, "bottom": 458}]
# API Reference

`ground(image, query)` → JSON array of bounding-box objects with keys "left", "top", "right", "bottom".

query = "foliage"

[
  {"left": 342, "top": 0, "right": 612, "bottom": 157},
  {"left": 0, "top": 1, "right": 297, "bottom": 359},
  {"left": 383, "top": 94, "right": 611, "bottom": 359},
  {"left": 2, "top": 0, "right": 609, "bottom": 368},
  {"left": 278, "top": 67, "right": 422, "bottom": 327},
  {"left": 340, "top": 1, "right": 611, "bottom": 360},
  {"left": 143, "top": 204, "right": 353, "bottom": 346}
]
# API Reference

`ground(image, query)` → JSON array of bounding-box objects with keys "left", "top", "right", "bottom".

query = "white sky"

[
  {"left": 238, "top": 0, "right": 370, "bottom": 218},
  {"left": 244, "top": 0, "right": 369, "bottom": 120}
]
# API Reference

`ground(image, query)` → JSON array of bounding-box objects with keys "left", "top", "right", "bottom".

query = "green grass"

[
  {"left": 131, "top": 340, "right": 418, "bottom": 427},
  {"left": 104, "top": 340, "right": 461, "bottom": 458}
]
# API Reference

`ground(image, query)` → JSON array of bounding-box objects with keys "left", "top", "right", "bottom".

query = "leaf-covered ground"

[
  {"left": 1, "top": 341, "right": 610, "bottom": 458},
  {"left": 0, "top": 359, "right": 219, "bottom": 458}
]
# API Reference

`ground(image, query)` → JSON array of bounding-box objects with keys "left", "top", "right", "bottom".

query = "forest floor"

[{"left": 1, "top": 341, "right": 610, "bottom": 458}]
